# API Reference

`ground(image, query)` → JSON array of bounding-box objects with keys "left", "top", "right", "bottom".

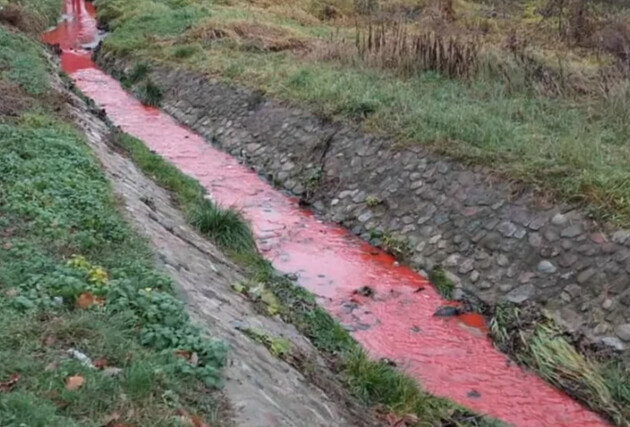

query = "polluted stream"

[{"left": 43, "top": 2, "right": 609, "bottom": 425}]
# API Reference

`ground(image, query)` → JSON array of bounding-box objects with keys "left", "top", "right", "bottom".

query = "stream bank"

[
  {"left": 96, "top": 51, "right": 630, "bottom": 355},
  {"left": 36, "top": 0, "right": 626, "bottom": 423}
]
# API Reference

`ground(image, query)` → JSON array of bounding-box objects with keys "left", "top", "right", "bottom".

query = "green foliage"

[
  {"left": 188, "top": 202, "right": 256, "bottom": 254},
  {"left": 0, "top": 27, "right": 50, "bottom": 94},
  {"left": 242, "top": 328, "right": 291, "bottom": 357},
  {"left": 14, "top": 0, "right": 63, "bottom": 25},
  {"left": 127, "top": 62, "right": 150, "bottom": 84},
  {"left": 429, "top": 266, "right": 455, "bottom": 299},
  {"left": 365, "top": 195, "right": 382, "bottom": 207},
  {"left": 0, "top": 24, "right": 226, "bottom": 422},
  {"left": 135, "top": 79, "right": 163, "bottom": 107}
]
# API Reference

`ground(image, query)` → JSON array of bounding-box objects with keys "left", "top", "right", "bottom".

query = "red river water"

[{"left": 43, "top": 2, "right": 610, "bottom": 425}]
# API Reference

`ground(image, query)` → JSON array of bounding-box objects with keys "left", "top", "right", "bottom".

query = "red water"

[{"left": 43, "top": 2, "right": 610, "bottom": 426}]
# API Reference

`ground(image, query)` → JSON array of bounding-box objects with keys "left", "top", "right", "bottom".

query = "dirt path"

[{"left": 61, "top": 79, "right": 380, "bottom": 427}]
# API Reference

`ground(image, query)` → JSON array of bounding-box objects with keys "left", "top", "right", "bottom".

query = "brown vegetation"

[
  {"left": 0, "top": 3, "right": 46, "bottom": 34},
  {"left": 186, "top": 18, "right": 308, "bottom": 51}
]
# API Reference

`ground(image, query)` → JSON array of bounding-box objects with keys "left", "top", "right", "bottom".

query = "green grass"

[
  {"left": 95, "top": 0, "right": 630, "bottom": 226},
  {"left": 0, "top": 27, "right": 51, "bottom": 94},
  {"left": 490, "top": 303, "right": 630, "bottom": 425},
  {"left": 0, "top": 20, "right": 225, "bottom": 425},
  {"left": 429, "top": 266, "right": 455, "bottom": 300},
  {"left": 135, "top": 79, "right": 163, "bottom": 106}
]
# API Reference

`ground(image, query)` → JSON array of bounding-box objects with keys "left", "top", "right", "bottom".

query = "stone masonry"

[{"left": 97, "top": 52, "right": 630, "bottom": 354}]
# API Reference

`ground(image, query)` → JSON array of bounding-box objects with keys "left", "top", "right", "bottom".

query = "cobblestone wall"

[{"left": 98, "top": 52, "right": 630, "bottom": 353}]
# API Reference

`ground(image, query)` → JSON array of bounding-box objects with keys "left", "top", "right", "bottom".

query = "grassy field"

[{"left": 95, "top": 0, "right": 630, "bottom": 225}]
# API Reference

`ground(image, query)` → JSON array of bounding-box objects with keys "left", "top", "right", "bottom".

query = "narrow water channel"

[{"left": 43, "top": 2, "right": 609, "bottom": 425}]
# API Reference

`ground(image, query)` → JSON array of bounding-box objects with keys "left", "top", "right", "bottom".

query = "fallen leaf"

[
  {"left": 0, "top": 374, "right": 19, "bottom": 392},
  {"left": 2, "top": 242, "right": 12, "bottom": 250},
  {"left": 77, "top": 292, "right": 95, "bottom": 309},
  {"left": 176, "top": 408, "right": 208, "bottom": 427},
  {"left": 93, "top": 358, "right": 108, "bottom": 369},
  {"left": 65, "top": 375, "right": 84, "bottom": 391}
]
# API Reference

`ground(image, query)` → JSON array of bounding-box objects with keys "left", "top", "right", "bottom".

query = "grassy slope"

[
  {"left": 0, "top": 11, "right": 226, "bottom": 426},
  {"left": 95, "top": 0, "right": 630, "bottom": 225}
]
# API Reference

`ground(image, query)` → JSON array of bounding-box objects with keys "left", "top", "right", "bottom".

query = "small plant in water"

[
  {"left": 429, "top": 266, "right": 454, "bottom": 299},
  {"left": 137, "top": 80, "right": 163, "bottom": 107}
]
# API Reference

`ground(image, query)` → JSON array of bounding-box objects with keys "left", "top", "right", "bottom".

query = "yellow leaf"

[{"left": 65, "top": 375, "right": 84, "bottom": 391}]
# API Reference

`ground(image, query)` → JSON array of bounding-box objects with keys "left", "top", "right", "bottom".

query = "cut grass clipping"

[
  {"left": 490, "top": 303, "right": 630, "bottom": 426},
  {"left": 114, "top": 131, "right": 501, "bottom": 426}
]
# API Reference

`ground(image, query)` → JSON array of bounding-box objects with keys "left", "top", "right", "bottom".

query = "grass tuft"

[
  {"left": 114, "top": 132, "right": 259, "bottom": 259},
  {"left": 188, "top": 201, "right": 256, "bottom": 254},
  {"left": 490, "top": 303, "right": 630, "bottom": 425},
  {"left": 429, "top": 266, "right": 454, "bottom": 299},
  {"left": 135, "top": 79, "right": 163, "bottom": 107}
]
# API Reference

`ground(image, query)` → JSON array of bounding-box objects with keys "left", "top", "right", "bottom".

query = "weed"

[
  {"left": 429, "top": 266, "right": 454, "bottom": 299},
  {"left": 490, "top": 303, "right": 630, "bottom": 425},
  {"left": 303, "top": 166, "right": 322, "bottom": 195},
  {"left": 242, "top": 328, "right": 291, "bottom": 357},
  {"left": 188, "top": 202, "right": 256, "bottom": 253},
  {"left": 381, "top": 232, "right": 409, "bottom": 257},
  {"left": 135, "top": 79, "right": 163, "bottom": 107},
  {"left": 173, "top": 44, "right": 199, "bottom": 58},
  {"left": 127, "top": 62, "right": 150, "bottom": 84},
  {"left": 365, "top": 195, "right": 382, "bottom": 207}
]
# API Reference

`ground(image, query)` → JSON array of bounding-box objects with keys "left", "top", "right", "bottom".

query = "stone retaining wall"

[{"left": 97, "top": 52, "right": 630, "bottom": 353}]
